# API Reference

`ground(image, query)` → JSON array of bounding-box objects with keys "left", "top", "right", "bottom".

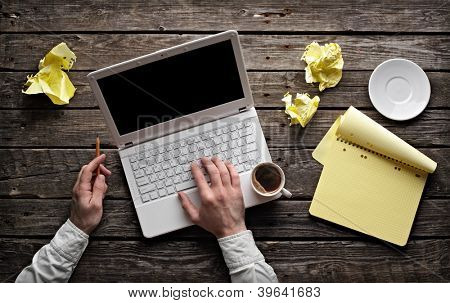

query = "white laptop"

[{"left": 88, "top": 30, "right": 280, "bottom": 238}]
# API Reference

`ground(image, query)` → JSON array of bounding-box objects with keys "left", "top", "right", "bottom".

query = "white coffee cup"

[{"left": 250, "top": 162, "right": 292, "bottom": 198}]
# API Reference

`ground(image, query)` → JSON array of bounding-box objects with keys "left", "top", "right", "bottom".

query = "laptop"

[{"left": 88, "top": 30, "right": 280, "bottom": 238}]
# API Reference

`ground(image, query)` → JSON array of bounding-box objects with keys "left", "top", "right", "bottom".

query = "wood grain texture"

[
  {"left": 0, "top": 109, "right": 448, "bottom": 148},
  {"left": 1, "top": 238, "right": 448, "bottom": 282},
  {"left": 1, "top": 71, "right": 449, "bottom": 109},
  {"left": 0, "top": 198, "right": 448, "bottom": 239},
  {"left": 0, "top": 148, "right": 447, "bottom": 199},
  {"left": 0, "top": 0, "right": 449, "bottom": 283},
  {"left": 2, "top": 34, "right": 450, "bottom": 71},
  {"left": 1, "top": 0, "right": 449, "bottom": 33}
]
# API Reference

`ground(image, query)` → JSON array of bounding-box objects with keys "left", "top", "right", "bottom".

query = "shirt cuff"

[
  {"left": 49, "top": 219, "right": 89, "bottom": 264},
  {"left": 218, "top": 230, "right": 264, "bottom": 274}
]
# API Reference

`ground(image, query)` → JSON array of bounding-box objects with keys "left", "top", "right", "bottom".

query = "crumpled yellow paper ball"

[
  {"left": 301, "top": 42, "right": 344, "bottom": 91},
  {"left": 22, "top": 42, "right": 77, "bottom": 105},
  {"left": 282, "top": 92, "right": 320, "bottom": 127}
]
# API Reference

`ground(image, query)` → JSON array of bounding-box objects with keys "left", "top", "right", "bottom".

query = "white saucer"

[{"left": 369, "top": 59, "right": 431, "bottom": 121}]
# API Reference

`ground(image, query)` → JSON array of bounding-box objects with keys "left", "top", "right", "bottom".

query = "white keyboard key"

[
  {"left": 173, "top": 149, "right": 181, "bottom": 157},
  {"left": 140, "top": 183, "right": 156, "bottom": 194},
  {"left": 136, "top": 177, "right": 149, "bottom": 186},
  {"left": 163, "top": 153, "right": 171, "bottom": 161},
  {"left": 144, "top": 167, "right": 153, "bottom": 175},
  {"left": 173, "top": 175, "right": 181, "bottom": 184},
  {"left": 167, "top": 186, "right": 176, "bottom": 195},
  {"left": 229, "top": 140, "right": 237, "bottom": 148},
  {"left": 165, "top": 179, "right": 173, "bottom": 186},
  {"left": 246, "top": 135, "right": 256, "bottom": 144},
  {"left": 189, "top": 145, "right": 197, "bottom": 152},
  {"left": 176, "top": 180, "right": 197, "bottom": 192},
  {"left": 197, "top": 142, "right": 206, "bottom": 150},
  {"left": 159, "top": 188, "right": 167, "bottom": 197},
  {"left": 180, "top": 147, "right": 189, "bottom": 156},
  {"left": 134, "top": 169, "right": 145, "bottom": 178},
  {"left": 157, "top": 181, "right": 164, "bottom": 189},
  {"left": 150, "top": 191, "right": 158, "bottom": 200},
  {"left": 142, "top": 194, "right": 150, "bottom": 202},
  {"left": 243, "top": 142, "right": 257, "bottom": 152}
]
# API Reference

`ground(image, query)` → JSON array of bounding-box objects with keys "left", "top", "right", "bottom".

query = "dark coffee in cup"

[{"left": 252, "top": 164, "right": 282, "bottom": 193}]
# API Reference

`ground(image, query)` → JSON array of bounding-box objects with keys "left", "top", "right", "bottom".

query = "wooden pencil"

[{"left": 96, "top": 136, "right": 100, "bottom": 176}]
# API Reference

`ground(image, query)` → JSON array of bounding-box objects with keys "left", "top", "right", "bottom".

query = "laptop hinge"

[
  {"left": 124, "top": 142, "right": 133, "bottom": 148},
  {"left": 238, "top": 106, "right": 247, "bottom": 113}
]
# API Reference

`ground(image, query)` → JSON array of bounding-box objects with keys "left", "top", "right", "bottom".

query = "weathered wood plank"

[
  {"left": 0, "top": 109, "right": 448, "bottom": 148},
  {"left": 1, "top": 0, "right": 449, "bottom": 33},
  {"left": 0, "top": 198, "right": 448, "bottom": 239},
  {"left": 0, "top": 149, "right": 447, "bottom": 199},
  {"left": 1, "top": 71, "right": 449, "bottom": 109},
  {"left": 2, "top": 34, "right": 449, "bottom": 70},
  {"left": 1, "top": 238, "right": 448, "bottom": 282}
]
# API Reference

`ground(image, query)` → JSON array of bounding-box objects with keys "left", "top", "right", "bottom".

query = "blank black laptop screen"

[{"left": 97, "top": 40, "right": 245, "bottom": 135}]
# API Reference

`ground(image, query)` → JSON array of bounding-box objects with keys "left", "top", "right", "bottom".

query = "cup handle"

[{"left": 281, "top": 188, "right": 292, "bottom": 198}]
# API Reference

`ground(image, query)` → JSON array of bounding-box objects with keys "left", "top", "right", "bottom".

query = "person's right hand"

[
  {"left": 70, "top": 154, "right": 111, "bottom": 235},
  {"left": 178, "top": 157, "right": 247, "bottom": 238}
]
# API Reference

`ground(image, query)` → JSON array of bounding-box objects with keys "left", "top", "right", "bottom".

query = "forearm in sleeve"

[
  {"left": 15, "top": 219, "right": 89, "bottom": 283},
  {"left": 218, "top": 230, "right": 278, "bottom": 283}
]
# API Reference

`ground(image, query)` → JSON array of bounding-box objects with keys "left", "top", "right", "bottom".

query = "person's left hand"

[{"left": 70, "top": 154, "right": 111, "bottom": 235}]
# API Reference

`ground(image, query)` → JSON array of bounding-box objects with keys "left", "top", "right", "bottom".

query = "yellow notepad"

[{"left": 310, "top": 107, "right": 437, "bottom": 246}]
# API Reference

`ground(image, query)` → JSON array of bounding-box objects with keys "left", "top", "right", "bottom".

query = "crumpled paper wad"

[
  {"left": 282, "top": 92, "right": 320, "bottom": 127},
  {"left": 22, "top": 42, "right": 77, "bottom": 105},
  {"left": 301, "top": 42, "right": 344, "bottom": 91}
]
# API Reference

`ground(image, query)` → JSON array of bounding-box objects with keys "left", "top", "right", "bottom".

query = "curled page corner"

[
  {"left": 22, "top": 42, "right": 77, "bottom": 105},
  {"left": 337, "top": 106, "right": 437, "bottom": 173}
]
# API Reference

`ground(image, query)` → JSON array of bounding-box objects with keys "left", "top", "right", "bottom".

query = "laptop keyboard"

[{"left": 128, "top": 118, "right": 261, "bottom": 203}]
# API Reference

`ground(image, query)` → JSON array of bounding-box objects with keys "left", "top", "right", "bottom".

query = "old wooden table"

[{"left": 1, "top": 1, "right": 449, "bottom": 282}]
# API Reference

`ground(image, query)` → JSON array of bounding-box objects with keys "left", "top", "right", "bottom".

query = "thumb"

[
  {"left": 178, "top": 192, "right": 199, "bottom": 224},
  {"left": 91, "top": 174, "right": 106, "bottom": 206}
]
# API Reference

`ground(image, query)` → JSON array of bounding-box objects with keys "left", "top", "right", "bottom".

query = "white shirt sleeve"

[
  {"left": 218, "top": 230, "right": 278, "bottom": 283},
  {"left": 15, "top": 219, "right": 89, "bottom": 283}
]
